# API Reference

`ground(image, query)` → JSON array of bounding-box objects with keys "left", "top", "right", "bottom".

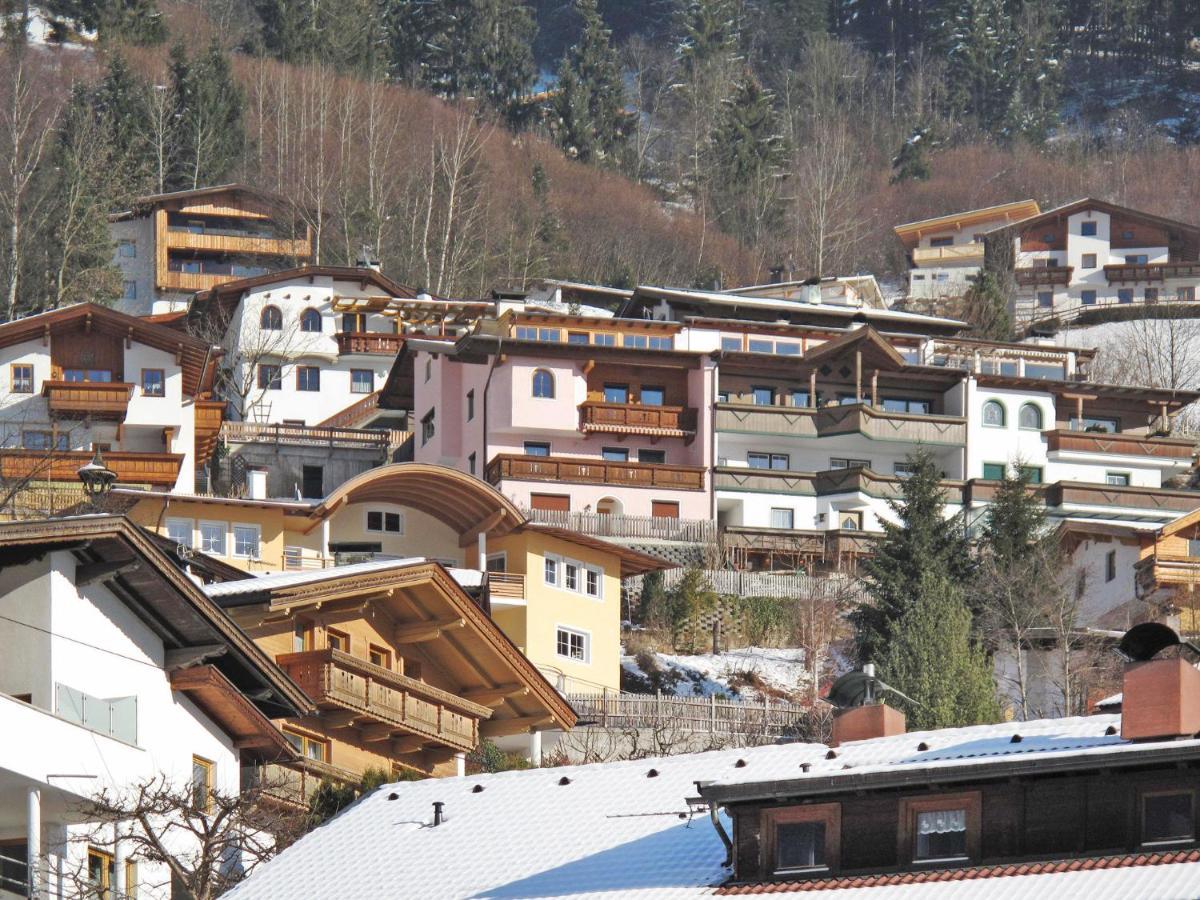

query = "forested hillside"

[{"left": 2, "top": 0, "right": 1200, "bottom": 320}]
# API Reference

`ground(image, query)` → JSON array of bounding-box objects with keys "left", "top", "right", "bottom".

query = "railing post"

[
  {"left": 601, "top": 686, "right": 608, "bottom": 727},
  {"left": 710, "top": 693, "right": 716, "bottom": 734}
]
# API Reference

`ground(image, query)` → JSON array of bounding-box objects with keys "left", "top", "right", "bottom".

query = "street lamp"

[{"left": 77, "top": 447, "right": 117, "bottom": 506}]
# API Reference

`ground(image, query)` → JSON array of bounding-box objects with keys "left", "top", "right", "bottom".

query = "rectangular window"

[
  {"left": 881, "top": 398, "right": 931, "bottom": 415},
  {"left": 366, "top": 511, "right": 383, "bottom": 531},
  {"left": 141, "top": 368, "right": 165, "bottom": 397},
  {"left": 369, "top": 645, "right": 392, "bottom": 670},
  {"left": 555, "top": 627, "right": 589, "bottom": 662},
  {"left": 762, "top": 805, "right": 841, "bottom": 876},
  {"left": 1081, "top": 289, "right": 1097, "bottom": 306},
  {"left": 325, "top": 627, "right": 349, "bottom": 652},
  {"left": 748, "top": 339, "right": 774, "bottom": 354},
  {"left": 651, "top": 500, "right": 680, "bottom": 519},
  {"left": 894, "top": 462, "right": 916, "bottom": 478},
  {"left": 830, "top": 458, "right": 871, "bottom": 470},
  {"left": 1178, "top": 286, "right": 1197, "bottom": 302},
  {"left": 544, "top": 556, "right": 559, "bottom": 586},
  {"left": 1019, "top": 465, "right": 1043, "bottom": 484},
  {"left": 982, "top": 462, "right": 1006, "bottom": 481},
  {"left": 258, "top": 364, "right": 281, "bottom": 390},
  {"left": 530, "top": 493, "right": 570, "bottom": 511},
  {"left": 593, "top": 333, "right": 615, "bottom": 347},
  {"left": 775, "top": 342, "right": 800, "bottom": 355},
  {"left": 1106, "top": 472, "right": 1131, "bottom": 486},
  {"left": 748, "top": 451, "right": 790, "bottom": 470},
  {"left": 282, "top": 727, "right": 329, "bottom": 763},
  {"left": 622, "top": 334, "right": 647, "bottom": 349},
  {"left": 342, "top": 312, "right": 366, "bottom": 333},
  {"left": 421, "top": 409, "right": 435, "bottom": 445},
  {"left": 166, "top": 518, "right": 192, "bottom": 548},
  {"left": 567, "top": 331, "right": 590, "bottom": 345},
  {"left": 122, "top": 280, "right": 138, "bottom": 300},
  {"left": 721, "top": 336, "right": 742, "bottom": 351},
  {"left": 21, "top": 431, "right": 68, "bottom": 451},
  {"left": 539, "top": 328, "right": 560, "bottom": 342},
  {"left": 603, "top": 384, "right": 629, "bottom": 403},
  {"left": 638, "top": 449, "right": 666, "bottom": 464},
  {"left": 232, "top": 524, "right": 260, "bottom": 559},
  {"left": 915, "top": 809, "right": 968, "bottom": 861},
  {"left": 1142, "top": 791, "right": 1195, "bottom": 846},
  {"left": 1071, "top": 415, "right": 1119, "bottom": 433},
  {"left": 191, "top": 756, "right": 214, "bottom": 812},
  {"left": 1081, "top": 221, "right": 1097, "bottom": 236},
  {"left": 564, "top": 562, "right": 578, "bottom": 591},
  {"left": 640, "top": 385, "right": 665, "bottom": 406},
  {"left": 751, "top": 386, "right": 775, "bottom": 406},
  {"left": 1081, "top": 253, "right": 1097, "bottom": 268},
  {"left": 602, "top": 447, "right": 629, "bottom": 462},
  {"left": 385, "top": 512, "right": 403, "bottom": 533},
  {"left": 585, "top": 568, "right": 601, "bottom": 598},
  {"left": 1037, "top": 291, "right": 1053, "bottom": 308},
  {"left": 424, "top": 358, "right": 432, "bottom": 382},
  {"left": 1105, "top": 549, "right": 1117, "bottom": 583},
  {"left": 1128, "top": 253, "right": 1150, "bottom": 263},
  {"left": 199, "top": 521, "right": 226, "bottom": 556},
  {"left": 296, "top": 366, "right": 320, "bottom": 392},
  {"left": 63, "top": 369, "right": 112, "bottom": 382},
  {"left": 118, "top": 239, "right": 136, "bottom": 258},
  {"left": 789, "top": 389, "right": 811, "bottom": 408},
  {"left": 770, "top": 508, "right": 794, "bottom": 529},
  {"left": 1146, "top": 287, "right": 1160, "bottom": 303},
  {"left": 0, "top": 840, "right": 28, "bottom": 896},
  {"left": 88, "top": 847, "right": 114, "bottom": 897},
  {"left": 10, "top": 363, "right": 32, "bottom": 393},
  {"left": 292, "top": 621, "right": 310, "bottom": 652},
  {"left": 468, "top": 452, "right": 476, "bottom": 476},
  {"left": 350, "top": 369, "right": 373, "bottom": 394},
  {"left": 466, "top": 389, "right": 475, "bottom": 420},
  {"left": 301, "top": 465, "right": 323, "bottom": 499},
  {"left": 930, "top": 236, "right": 953, "bottom": 247},
  {"left": 648, "top": 336, "right": 673, "bottom": 350},
  {"left": 524, "top": 441, "right": 551, "bottom": 457},
  {"left": 515, "top": 325, "right": 537, "bottom": 341},
  {"left": 1118, "top": 288, "right": 1134, "bottom": 304}
]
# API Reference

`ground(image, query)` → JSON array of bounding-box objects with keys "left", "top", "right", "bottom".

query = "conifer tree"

[
  {"left": 851, "top": 449, "right": 974, "bottom": 666},
  {"left": 551, "top": 0, "right": 627, "bottom": 165},
  {"left": 890, "top": 125, "right": 932, "bottom": 184},
  {"left": 166, "top": 40, "right": 246, "bottom": 191}
]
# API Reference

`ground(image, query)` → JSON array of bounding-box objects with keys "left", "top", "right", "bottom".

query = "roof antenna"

[{"left": 432, "top": 801, "right": 445, "bottom": 826}]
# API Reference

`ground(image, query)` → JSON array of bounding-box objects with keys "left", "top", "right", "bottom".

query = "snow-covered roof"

[
  {"left": 202, "top": 557, "right": 428, "bottom": 597},
  {"left": 223, "top": 713, "right": 1200, "bottom": 899}
]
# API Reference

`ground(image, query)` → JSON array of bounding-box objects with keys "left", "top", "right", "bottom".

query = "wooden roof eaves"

[
  {"left": 192, "top": 265, "right": 420, "bottom": 305},
  {"left": 974, "top": 373, "right": 1200, "bottom": 405},
  {"left": 986, "top": 198, "right": 1200, "bottom": 241},
  {"left": 461, "top": 335, "right": 707, "bottom": 367},
  {"left": 0, "top": 516, "right": 314, "bottom": 718},
  {"left": 521, "top": 525, "right": 675, "bottom": 578}
]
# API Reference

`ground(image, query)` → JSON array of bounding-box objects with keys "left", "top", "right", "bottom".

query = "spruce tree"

[
  {"left": 551, "top": 0, "right": 627, "bottom": 165},
  {"left": 851, "top": 449, "right": 973, "bottom": 666},
  {"left": 711, "top": 71, "right": 786, "bottom": 247},
  {"left": 166, "top": 40, "right": 246, "bottom": 191},
  {"left": 875, "top": 571, "right": 1001, "bottom": 730},
  {"left": 981, "top": 466, "right": 1046, "bottom": 566},
  {"left": 890, "top": 125, "right": 933, "bottom": 184}
]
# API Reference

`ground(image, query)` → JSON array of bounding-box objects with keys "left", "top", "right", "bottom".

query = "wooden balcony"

[
  {"left": 242, "top": 758, "right": 358, "bottom": 811},
  {"left": 318, "top": 391, "right": 383, "bottom": 429},
  {"left": 194, "top": 399, "right": 225, "bottom": 465},
  {"left": 715, "top": 402, "right": 966, "bottom": 446},
  {"left": 523, "top": 507, "right": 717, "bottom": 542},
  {"left": 714, "top": 465, "right": 942, "bottom": 503},
  {"left": 1015, "top": 266, "right": 1073, "bottom": 286},
  {"left": 221, "top": 421, "right": 401, "bottom": 453},
  {"left": 334, "top": 332, "right": 404, "bottom": 356},
  {"left": 578, "top": 401, "right": 697, "bottom": 437},
  {"left": 1104, "top": 261, "right": 1200, "bottom": 283},
  {"left": 158, "top": 270, "right": 231, "bottom": 292},
  {"left": 42, "top": 380, "right": 133, "bottom": 421},
  {"left": 722, "top": 526, "right": 880, "bottom": 559},
  {"left": 485, "top": 572, "right": 526, "bottom": 602},
  {"left": 911, "top": 245, "right": 984, "bottom": 264},
  {"left": 164, "top": 229, "right": 311, "bottom": 258},
  {"left": 275, "top": 648, "right": 490, "bottom": 754},
  {"left": 1044, "top": 481, "right": 1200, "bottom": 514},
  {"left": 0, "top": 449, "right": 183, "bottom": 487},
  {"left": 1044, "top": 429, "right": 1195, "bottom": 461},
  {"left": 487, "top": 453, "right": 706, "bottom": 491}
]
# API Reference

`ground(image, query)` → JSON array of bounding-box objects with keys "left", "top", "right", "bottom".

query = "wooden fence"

[
  {"left": 627, "top": 568, "right": 861, "bottom": 601},
  {"left": 565, "top": 691, "right": 810, "bottom": 735},
  {"left": 523, "top": 507, "right": 716, "bottom": 543}
]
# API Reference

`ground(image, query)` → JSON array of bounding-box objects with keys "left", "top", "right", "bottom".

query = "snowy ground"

[{"left": 621, "top": 646, "right": 811, "bottom": 701}]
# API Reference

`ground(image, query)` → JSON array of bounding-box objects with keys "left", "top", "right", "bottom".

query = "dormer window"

[
  {"left": 761, "top": 804, "right": 841, "bottom": 877},
  {"left": 902, "top": 792, "right": 980, "bottom": 866},
  {"left": 1142, "top": 790, "right": 1195, "bottom": 847}
]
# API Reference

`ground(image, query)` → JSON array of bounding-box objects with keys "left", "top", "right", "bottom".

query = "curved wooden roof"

[{"left": 311, "top": 463, "right": 525, "bottom": 537}]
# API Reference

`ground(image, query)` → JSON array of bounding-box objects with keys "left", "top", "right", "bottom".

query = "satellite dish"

[
  {"left": 1117, "top": 622, "right": 1199, "bottom": 662},
  {"left": 826, "top": 665, "right": 921, "bottom": 711}
]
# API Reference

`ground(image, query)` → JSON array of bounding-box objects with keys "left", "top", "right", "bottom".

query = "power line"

[{"left": 0, "top": 612, "right": 165, "bottom": 670}]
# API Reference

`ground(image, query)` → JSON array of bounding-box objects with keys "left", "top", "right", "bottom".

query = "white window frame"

[
  {"left": 545, "top": 552, "right": 603, "bottom": 600},
  {"left": 770, "top": 507, "right": 795, "bottom": 530},
  {"left": 232, "top": 523, "right": 261, "bottom": 560},
  {"left": 166, "top": 517, "right": 193, "bottom": 548},
  {"left": 555, "top": 625, "right": 591, "bottom": 664},
  {"left": 198, "top": 520, "right": 226, "bottom": 556},
  {"left": 544, "top": 555, "right": 559, "bottom": 587},
  {"left": 584, "top": 566, "right": 602, "bottom": 599},
  {"left": 486, "top": 552, "right": 508, "bottom": 573}
]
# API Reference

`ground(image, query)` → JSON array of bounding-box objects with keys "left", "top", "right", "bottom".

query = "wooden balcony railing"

[
  {"left": 1015, "top": 265, "right": 1073, "bottom": 286},
  {"left": 164, "top": 229, "right": 311, "bottom": 258},
  {"left": 485, "top": 572, "right": 526, "bottom": 601},
  {"left": 157, "top": 271, "right": 232, "bottom": 292},
  {"left": 275, "top": 648, "right": 490, "bottom": 753},
  {"left": 487, "top": 453, "right": 706, "bottom": 491},
  {"left": 911, "top": 245, "right": 984, "bottom": 264},
  {"left": 335, "top": 332, "right": 404, "bottom": 356},
  {"left": 522, "top": 507, "right": 717, "bottom": 542},
  {"left": 1044, "top": 429, "right": 1195, "bottom": 460},
  {"left": 0, "top": 449, "right": 183, "bottom": 487},
  {"left": 722, "top": 526, "right": 880, "bottom": 560},
  {"left": 318, "top": 391, "right": 382, "bottom": 429},
  {"left": 221, "top": 421, "right": 401, "bottom": 453},
  {"left": 1104, "top": 261, "right": 1200, "bottom": 283},
  {"left": 1044, "top": 481, "right": 1200, "bottom": 514},
  {"left": 715, "top": 402, "right": 966, "bottom": 446},
  {"left": 242, "top": 758, "right": 358, "bottom": 810},
  {"left": 42, "top": 380, "right": 133, "bottom": 421},
  {"left": 578, "top": 401, "right": 697, "bottom": 435},
  {"left": 194, "top": 399, "right": 225, "bottom": 465}
]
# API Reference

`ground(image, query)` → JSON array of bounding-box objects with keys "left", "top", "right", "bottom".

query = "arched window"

[
  {"left": 982, "top": 400, "right": 1006, "bottom": 427},
  {"left": 300, "top": 308, "right": 322, "bottom": 333},
  {"left": 532, "top": 369, "right": 555, "bottom": 399},
  {"left": 260, "top": 305, "right": 282, "bottom": 331},
  {"left": 1018, "top": 403, "right": 1043, "bottom": 430}
]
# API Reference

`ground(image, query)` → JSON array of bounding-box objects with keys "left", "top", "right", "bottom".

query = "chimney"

[
  {"left": 246, "top": 468, "right": 267, "bottom": 500},
  {"left": 831, "top": 703, "right": 906, "bottom": 747},
  {"left": 768, "top": 266, "right": 785, "bottom": 284},
  {"left": 356, "top": 245, "right": 381, "bottom": 272},
  {"left": 1120, "top": 656, "right": 1200, "bottom": 741}
]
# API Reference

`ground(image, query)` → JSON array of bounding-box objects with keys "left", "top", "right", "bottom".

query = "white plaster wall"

[
  {"left": 325, "top": 502, "right": 466, "bottom": 565},
  {"left": 966, "top": 382, "right": 1055, "bottom": 478},
  {"left": 1066, "top": 537, "right": 1140, "bottom": 626}
]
